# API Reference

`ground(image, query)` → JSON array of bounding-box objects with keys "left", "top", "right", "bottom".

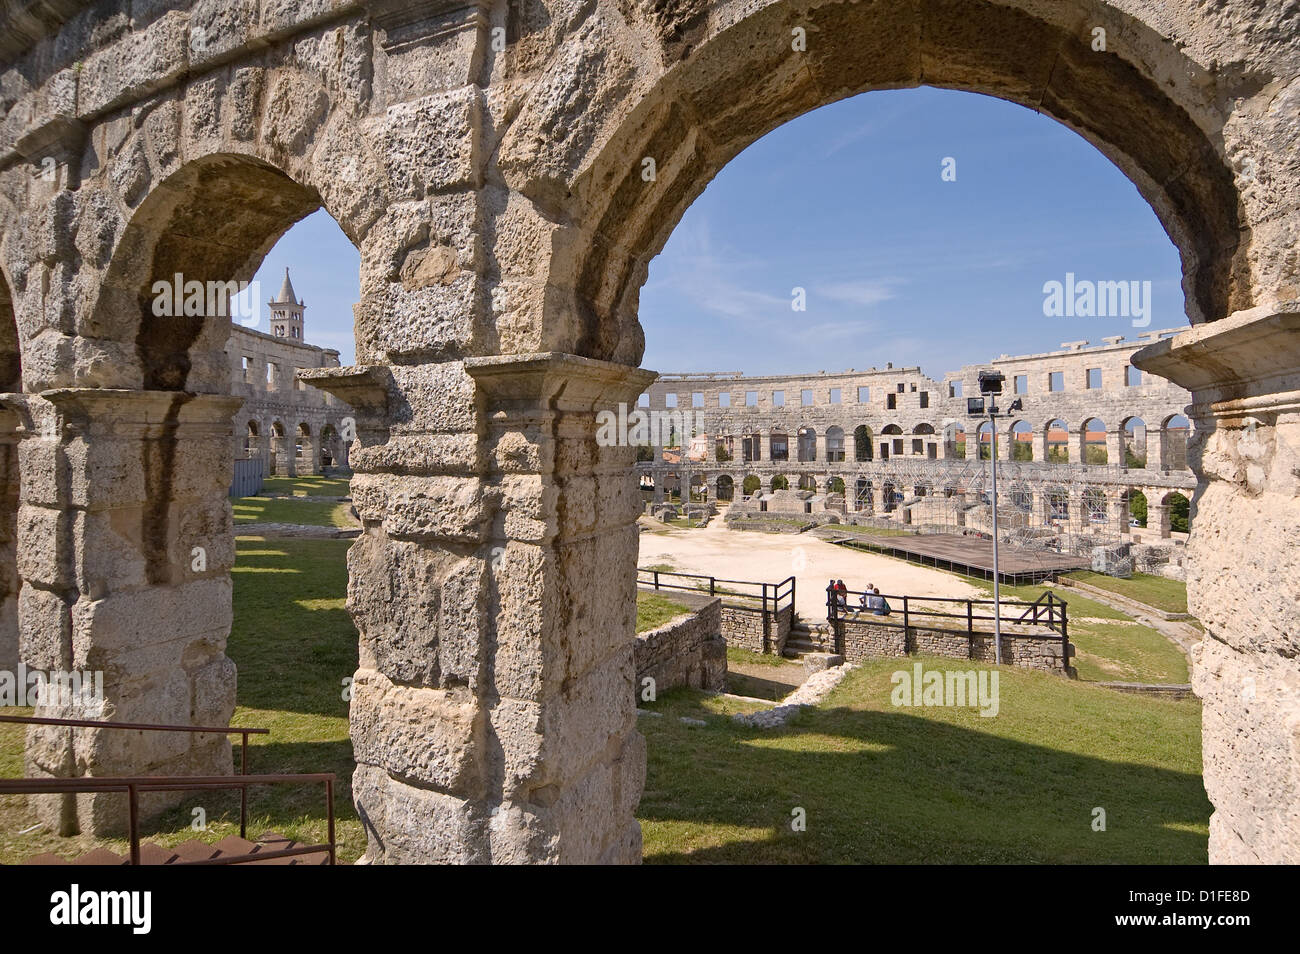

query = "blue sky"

[{"left": 252, "top": 86, "right": 1184, "bottom": 377}]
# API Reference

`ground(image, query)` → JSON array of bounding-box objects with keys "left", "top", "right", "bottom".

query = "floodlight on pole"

[{"left": 976, "top": 370, "right": 1008, "bottom": 666}]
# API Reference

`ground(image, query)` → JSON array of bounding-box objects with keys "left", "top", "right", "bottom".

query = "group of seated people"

[{"left": 828, "top": 579, "right": 892, "bottom": 617}]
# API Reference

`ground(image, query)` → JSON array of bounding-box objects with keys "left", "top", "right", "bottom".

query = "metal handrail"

[
  {"left": 0, "top": 714, "right": 269, "bottom": 838},
  {"left": 0, "top": 774, "right": 336, "bottom": 866}
]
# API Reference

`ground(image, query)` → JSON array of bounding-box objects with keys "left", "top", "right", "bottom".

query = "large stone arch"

[{"left": 510, "top": 0, "right": 1270, "bottom": 365}]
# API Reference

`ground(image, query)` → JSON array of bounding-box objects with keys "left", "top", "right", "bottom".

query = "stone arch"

[
  {"left": 796, "top": 473, "right": 816, "bottom": 491},
  {"left": 1161, "top": 413, "right": 1192, "bottom": 470},
  {"left": 1082, "top": 417, "right": 1108, "bottom": 464},
  {"left": 716, "top": 474, "right": 735, "bottom": 501},
  {"left": 825, "top": 425, "right": 845, "bottom": 462},
  {"left": 769, "top": 428, "right": 789, "bottom": 461},
  {"left": 853, "top": 424, "right": 873, "bottom": 462},
  {"left": 1121, "top": 416, "right": 1148, "bottom": 468},
  {"left": 770, "top": 474, "right": 789, "bottom": 491},
  {"left": 1045, "top": 418, "right": 1069, "bottom": 463},
  {"left": 942, "top": 421, "right": 965, "bottom": 459},
  {"left": 296, "top": 422, "right": 316, "bottom": 475},
  {"left": 269, "top": 419, "right": 289, "bottom": 476},
  {"left": 88, "top": 154, "right": 333, "bottom": 393},
  {"left": 540, "top": 0, "right": 1252, "bottom": 366},
  {"left": 243, "top": 419, "right": 261, "bottom": 460},
  {"left": 1009, "top": 420, "right": 1033, "bottom": 460}
]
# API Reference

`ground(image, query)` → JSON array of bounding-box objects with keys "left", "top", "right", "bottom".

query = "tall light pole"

[
  {"left": 989, "top": 406, "right": 1002, "bottom": 665},
  {"left": 974, "top": 372, "right": 1021, "bottom": 666}
]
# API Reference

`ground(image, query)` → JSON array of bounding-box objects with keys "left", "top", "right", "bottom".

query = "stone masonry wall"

[
  {"left": 720, "top": 603, "right": 791, "bottom": 656},
  {"left": 634, "top": 593, "right": 726, "bottom": 697},
  {"left": 838, "top": 620, "right": 1073, "bottom": 675}
]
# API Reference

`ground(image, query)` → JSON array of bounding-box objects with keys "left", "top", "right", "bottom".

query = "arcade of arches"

[{"left": 0, "top": 0, "right": 1296, "bottom": 863}]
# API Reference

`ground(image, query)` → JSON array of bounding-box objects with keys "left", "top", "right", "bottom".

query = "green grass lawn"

[
  {"left": 637, "top": 592, "right": 692, "bottom": 633},
  {"left": 232, "top": 495, "right": 355, "bottom": 527},
  {"left": 261, "top": 475, "right": 352, "bottom": 497},
  {"left": 964, "top": 580, "right": 1187, "bottom": 685},
  {"left": 1064, "top": 570, "right": 1189, "bottom": 615},
  {"left": 639, "top": 660, "right": 1209, "bottom": 863}
]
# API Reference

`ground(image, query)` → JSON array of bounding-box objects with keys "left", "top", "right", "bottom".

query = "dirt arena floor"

[{"left": 637, "top": 512, "right": 985, "bottom": 619}]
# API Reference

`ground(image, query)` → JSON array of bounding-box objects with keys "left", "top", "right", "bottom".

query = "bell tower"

[{"left": 268, "top": 267, "right": 305, "bottom": 340}]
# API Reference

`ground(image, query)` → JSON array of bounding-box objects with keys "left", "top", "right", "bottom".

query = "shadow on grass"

[{"left": 638, "top": 685, "right": 1210, "bottom": 864}]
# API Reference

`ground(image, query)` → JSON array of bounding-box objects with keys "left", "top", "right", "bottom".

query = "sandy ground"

[{"left": 637, "top": 510, "right": 983, "bottom": 619}]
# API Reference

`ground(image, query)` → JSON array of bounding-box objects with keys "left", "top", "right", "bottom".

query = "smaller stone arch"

[
  {"left": 1161, "top": 414, "right": 1192, "bottom": 471},
  {"left": 1121, "top": 416, "right": 1148, "bottom": 468},
  {"left": 825, "top": 425, "right": 845, "bottom": 462},
  {"left": 296, "top": 422, "right": 316, "bottom": 475},
  {"left": 1082, "top": 417, "right": 1108, "bottom": 465},
  {"left": 1045, "top": 419, "right": 1069, "bottom": 463},
  {"left": 269, "top": 420, "right": 289, "bottom": 476},
  {"left": 1008, "top": 420, "right": 1033, "bottom": 461},
  {"left": 243, "top": 420, "right": 261, "bottom": 460},
  {"left": 853, "top": 424, "right": 873, "bottom": 462},
  {"left": 716, "top": 474, "right": 735, "bottom": 501},
  {"left": 771, "top": 474, "right": 790, "bottom": 491},
  {"left": 770, "top": 428, "right": 789, "bottom": 462}
]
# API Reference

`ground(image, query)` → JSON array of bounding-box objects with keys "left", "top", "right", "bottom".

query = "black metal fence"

[
  {"left": 826, "top": 582, "right": 1068, "bottom": 648},
  {"left": 639, "top": 568, "right": 795, "bottom": 615}
]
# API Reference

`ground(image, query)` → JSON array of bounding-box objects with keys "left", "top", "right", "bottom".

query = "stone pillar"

[
  {"left": 1034, "top": 430, "right": 1049, "bottom": 463},
  {"left": 307, "top": 357, "right": 652, "bottom": 864},
  {"left": 997, "top": 427, "right": 1013, "bottom": 460},
  {"left": 18, "top": 390, "right": 242, "bottom": 835},
  {"left": 1107, "top": 428, "right": 1123, "bottom": 467},
  {"left": 814, "top": 432, "right": 826, "bottom": 462},
  {"left": 1135, "top": 308, "right": 1300, "bottom": 863},
  {"left": 1148, "top": 501, "right": 1171, "bottom": 538},
  {"left": 0, "top": 399, "right": 19, "bottom": 672},
  {"left": 1114, "top": 492, "right": 1131, "bottom": 535},
  {"left": 1147, "top": 427, "right": 1165, "bottom": 471}
]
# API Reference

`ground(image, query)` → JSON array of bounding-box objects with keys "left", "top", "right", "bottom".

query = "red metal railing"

[{"left": 0, "top": 715, "right": 335, "bottom": 865}]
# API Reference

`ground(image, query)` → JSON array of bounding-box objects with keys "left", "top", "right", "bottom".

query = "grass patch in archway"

[
  {"left": 638, "top": 660, "right": 1208, "bottom": 864},
  {"left": 233, "top": 495, "right": 355, "bottom": 527}
]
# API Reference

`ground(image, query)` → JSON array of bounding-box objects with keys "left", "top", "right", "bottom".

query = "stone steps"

[{"left": 20, "top": 831, "right": 331, "bottom": 866}]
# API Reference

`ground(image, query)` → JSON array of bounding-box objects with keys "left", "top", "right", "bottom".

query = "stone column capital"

[
  {"left": 464, "top": 352, "right": 656, "bottom": 411},
  {"left": 1133, "top": 306, "right": 1300, "bottom": 412},
  {"left": 39, "top": 389, "right": 244, "bottom": 432}
]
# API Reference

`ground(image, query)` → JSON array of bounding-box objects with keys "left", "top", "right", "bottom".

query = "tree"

[
  {"left": 742, "top": 475, "right": 761, "bottom": 496},
  {"left": 1170, "top": 494, "right": 1190, "bottom": 533}
]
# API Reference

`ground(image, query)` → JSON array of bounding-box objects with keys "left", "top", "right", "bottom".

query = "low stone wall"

[
  {"left": 720, "top": 603, "right": 793, "bottom": 656},
  {"left": 836, "top": 619, "right": 1073, "bottom": 675},
  {"left": 635, "top": 591, "right": 727, "bottom": 696}
]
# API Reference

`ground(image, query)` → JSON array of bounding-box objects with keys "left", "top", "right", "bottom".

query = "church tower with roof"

[{"left": 268, "top": 267, "right": 305, "bottom": 340}]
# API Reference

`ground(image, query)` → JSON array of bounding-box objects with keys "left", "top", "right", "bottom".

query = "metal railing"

[
  {"left": 826, "top": 583, "right": 1068, "bottom": 653},
  {"left": 638, "top": 568, "right": 795, "bottom": 614},
  {"left": 0, "top": 715, "right": 336, "bottom": 865},
  {"left": 639, "top": 568, "right": 796, "bottom": 654}
]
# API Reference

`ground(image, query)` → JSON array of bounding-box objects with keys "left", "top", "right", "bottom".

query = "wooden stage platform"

[{"left": 827, "top": 532, "right": 1089, "bottom": 585}]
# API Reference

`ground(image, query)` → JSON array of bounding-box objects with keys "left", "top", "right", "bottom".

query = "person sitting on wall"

[
  {"left": 870, "top": 587, "right": 892, "bottom": 616},
  {"left": 836, "top": 580, "right": 849, "bottom": 611},
  {"left": 854, "top": 585, "right": 872, "bottom": 618}
]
